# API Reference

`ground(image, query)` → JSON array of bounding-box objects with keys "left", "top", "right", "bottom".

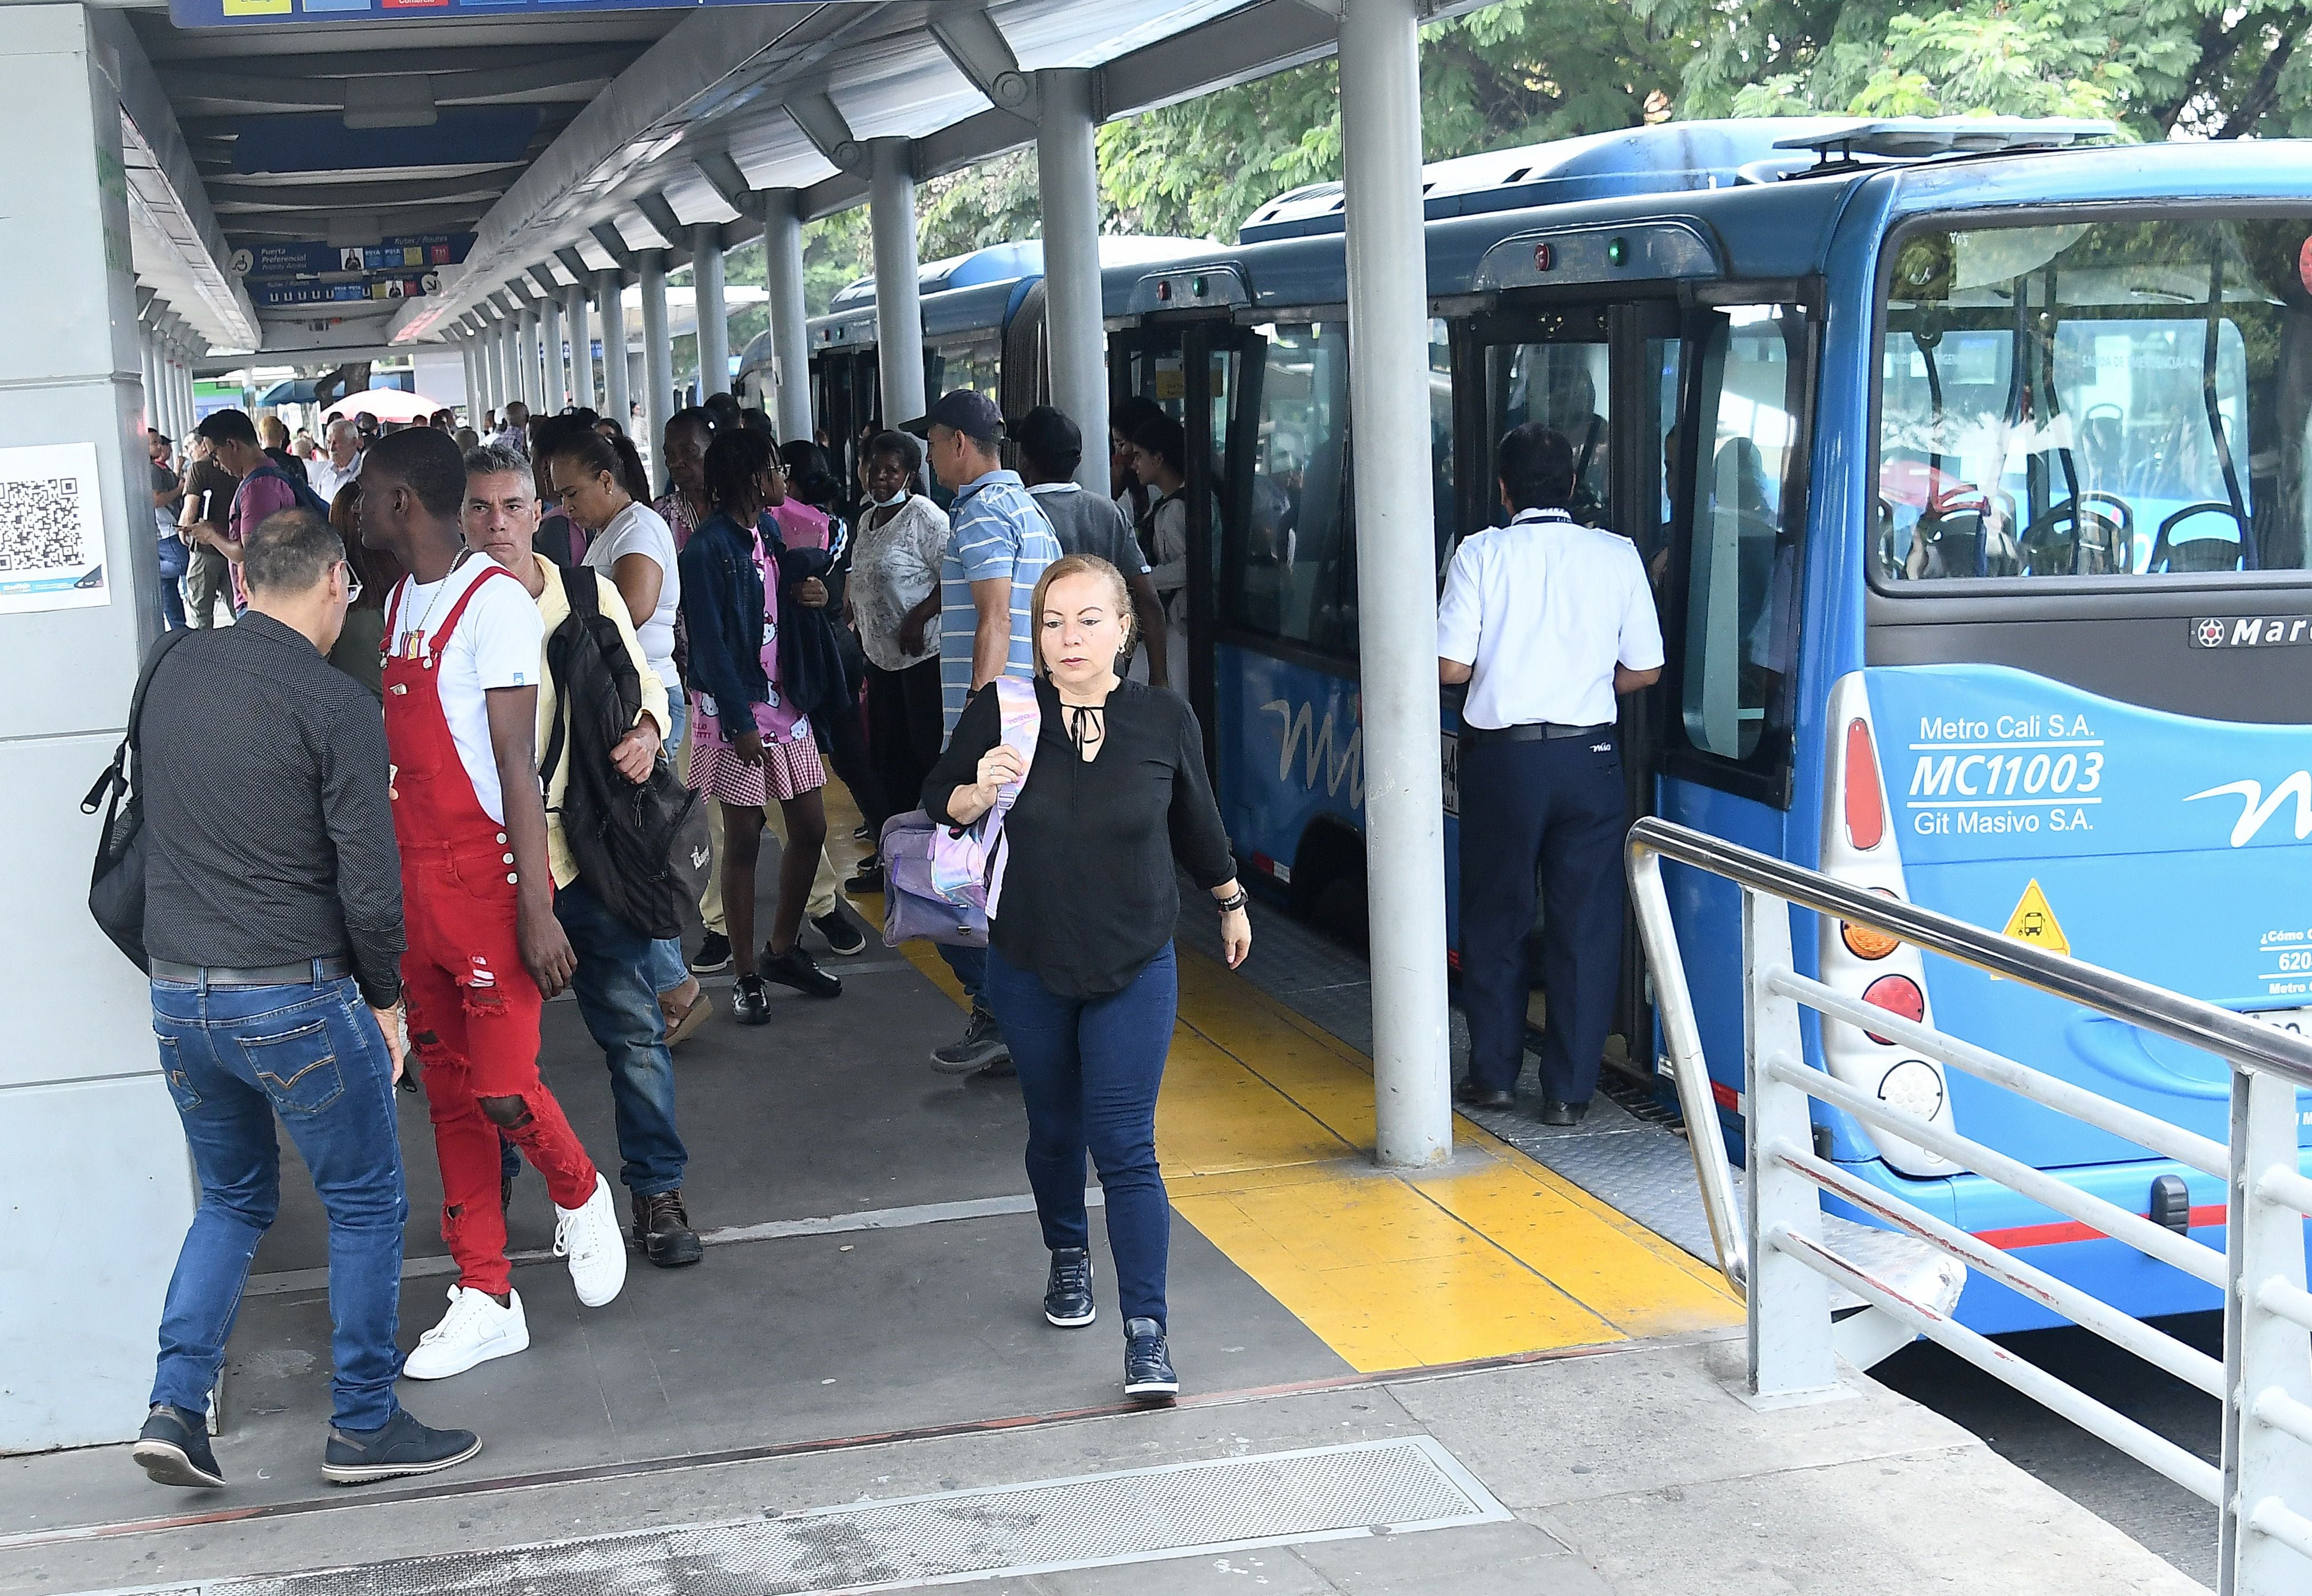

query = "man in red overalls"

[{"left": 358, "top": 428, "right": 626, "bottom": 1380}]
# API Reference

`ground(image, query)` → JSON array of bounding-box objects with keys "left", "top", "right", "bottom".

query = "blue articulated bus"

[{"left": 788, "top": 120, "right": 2312, "bottom": 1334}]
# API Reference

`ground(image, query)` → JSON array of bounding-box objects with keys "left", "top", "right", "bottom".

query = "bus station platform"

[{"left": 0, "top": 814, "right": 2202, "bottom": 1595}]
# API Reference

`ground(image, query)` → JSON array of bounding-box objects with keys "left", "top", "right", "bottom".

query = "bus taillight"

[
  {"left": 1843, "top": 717, "right": 1885, "bottom": 850},
  {"left": 1861, "top": 974, "right": 1925, "bottom": 1043}
]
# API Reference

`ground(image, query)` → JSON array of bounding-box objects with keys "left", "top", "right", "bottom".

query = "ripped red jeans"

[{"left": 401, "top": 842, "right": 598, "bottom": 1296}]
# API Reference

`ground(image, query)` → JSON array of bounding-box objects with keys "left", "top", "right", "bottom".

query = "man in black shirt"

[{"left": 133, "top": 509, "right": 481, "bottom": 1492}]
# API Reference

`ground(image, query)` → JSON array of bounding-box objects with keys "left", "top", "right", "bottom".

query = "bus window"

[
  {"left": 926, "top": 334, "right": 1001, "bottom": 403},
  {"left": 1679, "top": 304, "right": 1805, "bottom": 765},
  {"left": 1429, "top": 319, "right": 1457, "bottom": 573},
  {"left": 1233, "top": 322, "right": 1357, "bottom": 655},
  {"left": 1878, "top": 215, "right": 2312, "bottom": 581},
  {"left": 1486, "top": 331, "right": 1612, "bottom": 525}
]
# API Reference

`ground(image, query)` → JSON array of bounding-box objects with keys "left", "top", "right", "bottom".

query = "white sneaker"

[
  {"left": 402, "top": 1284, "right": 529, "bottom": 1380},
  {"left": 554, "top": 1172, "right": 628, "bottom": 1308}
]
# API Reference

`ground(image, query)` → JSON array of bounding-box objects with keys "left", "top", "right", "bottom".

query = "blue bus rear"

[{"left": 1104, "top": 124, "right": 2312, "bottom": 1333}]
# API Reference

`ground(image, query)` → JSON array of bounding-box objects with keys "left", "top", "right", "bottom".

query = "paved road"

[{"left": 1875, "top": 1312, "right": 2223, "bottom": 1585}]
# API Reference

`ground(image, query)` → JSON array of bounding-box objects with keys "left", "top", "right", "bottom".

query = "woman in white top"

[
  {"left": 540, "top": 427, "right": 709, "bottom": 1041},
  {"left": 845, "top": 430, "right": 949, "bottom": 887}
]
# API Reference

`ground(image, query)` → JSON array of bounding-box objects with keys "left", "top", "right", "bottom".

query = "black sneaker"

[
  {"left": 730, "top": 974, "right": 771, "bottom": 1025},
  {"left": 133, "top": 1403, "right": 223, "bottom": 1488},
  {"left": 1044, "top": 1248, "right": 1096, "bottom": 1327},
  {"left": 812, "top": 908, "right": 868, "bottom": 957},
  {"left": 1123, "top": 1317, "right": 1179, "bottom": 1401},
  {"left": 760, "top": 943, "right": 842, "bottom": 998},
  {"left": 931, "top": 1006, "right": 1008, "bottom": 1074},
  {"left": 852, "top": 821, "right": 873, "bottom": 840},
  {"left": 843, "top": 859, "right": 883, "bottom": 896},
  {"left": 321, "top": 1408, "right": 481, "bottom": 1485},
  {"left": 689, "top": 932, "right": 732, "bottom": 975},
  {"left": 633, "top": 1189, "right": 704, "bottom": 1268}
]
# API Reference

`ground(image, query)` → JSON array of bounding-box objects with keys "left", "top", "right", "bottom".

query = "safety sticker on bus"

[{"left": 2001, "top": 879, "right": 2071, "bottom": 958}]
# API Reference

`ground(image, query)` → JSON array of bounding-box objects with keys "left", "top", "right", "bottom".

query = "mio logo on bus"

[
  {"left": 1263, "top": 697, "right": 1365, "bottom": 806},
  {"left": 1905, "top": 713, "right": 2102, "bottom": 837}
]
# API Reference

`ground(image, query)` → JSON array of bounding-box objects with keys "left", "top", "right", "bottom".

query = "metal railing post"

[
  {"left": 1743, "top": 887, "right": 1839, "bottom": 1401},
  {"left": 2220, "top": 1065, "right": 2312, "bottom": 1595}
]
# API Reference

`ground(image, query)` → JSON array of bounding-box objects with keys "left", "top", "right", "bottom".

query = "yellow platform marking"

[{"left": 891, "top": 924, "right": 1737, "bottom": 1371}]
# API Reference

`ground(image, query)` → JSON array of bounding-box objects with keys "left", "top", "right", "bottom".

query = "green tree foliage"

[
  {"left": 1097, "top": 0, "right": 1685, "bottom": 241},
  {"left": 716, "top": 0, "right": 2310, "bottom": 334},
  {"left": 1636, "top": 0, "right": 2312, "bottom": 138}
]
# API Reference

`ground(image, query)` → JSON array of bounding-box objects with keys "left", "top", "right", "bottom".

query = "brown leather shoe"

[
  {"left": 632, "top": 1189, "right": 703, "bottom": 1268},
  {"left": 659, "top": 980, "right": 713, "bottom": 1049}
]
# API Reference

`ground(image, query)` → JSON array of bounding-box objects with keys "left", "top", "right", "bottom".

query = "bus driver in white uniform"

[{"left": 1438, "top": 423, "right": 1664, "bottom": 1126}]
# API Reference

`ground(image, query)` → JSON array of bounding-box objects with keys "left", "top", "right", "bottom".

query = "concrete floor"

[{"left": 0, "top": 825, "right": 2228, "bottom": 1595}]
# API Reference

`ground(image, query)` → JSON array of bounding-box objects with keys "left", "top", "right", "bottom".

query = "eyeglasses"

[{"left": 339, "top": 559, "right": 362, "bottom": 604}]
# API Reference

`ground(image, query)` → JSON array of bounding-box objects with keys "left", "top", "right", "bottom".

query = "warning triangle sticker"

[{"left": 2001, "top": 878, "right": 2071, "bottom": 958}]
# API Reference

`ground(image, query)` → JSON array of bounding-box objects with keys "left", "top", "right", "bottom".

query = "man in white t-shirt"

[
  {"left": 358, "top": 427, "right": 626, "bottom": 1380},
  {"left": 1437, "top": 423, "right": 1663, "bottom": 1129}
]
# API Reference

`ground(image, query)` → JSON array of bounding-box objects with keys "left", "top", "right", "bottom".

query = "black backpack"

[
  {"left": 542, "top": 569, "right": 707, "bottom": 940},
  {"left": 241, "top": 462, "right": 335, "bottom": 522},
  {"left": 82, "top": 628, "right": 192, "bottom": 970}
]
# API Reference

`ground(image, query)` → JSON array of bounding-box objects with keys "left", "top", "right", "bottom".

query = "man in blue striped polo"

[{"left": 905, "top": 389, "right": 1061, "bottom": 1075}]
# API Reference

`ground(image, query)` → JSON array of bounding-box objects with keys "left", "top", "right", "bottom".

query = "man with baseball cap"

[{"left": 899, "top": 390, "right": 1061, "bottom": 1077}]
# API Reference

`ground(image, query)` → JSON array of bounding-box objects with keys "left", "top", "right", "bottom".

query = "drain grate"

[{"left": 132, "top": 1437, "right": 1508, "bottom": 1595}]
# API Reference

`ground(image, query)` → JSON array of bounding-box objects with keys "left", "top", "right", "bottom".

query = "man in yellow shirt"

[{"left": 456, "top": 443, "right": 704, "bottom": 1285}]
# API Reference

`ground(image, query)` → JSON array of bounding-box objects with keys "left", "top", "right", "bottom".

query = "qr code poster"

[{"left": 0, "top": 441, "right": 109, "bottom": 615}]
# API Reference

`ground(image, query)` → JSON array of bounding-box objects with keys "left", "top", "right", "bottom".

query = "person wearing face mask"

[
  {"left": 923, "top": 553, "right": 1248, "bottom": 1404},
  {"left": 844, "top": 430, "right": 949, "bottom": 894}
]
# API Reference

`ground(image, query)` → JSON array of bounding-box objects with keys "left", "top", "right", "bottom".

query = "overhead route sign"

[
  {"left": 232, "top": 236, "right": 473, "bottom": 279},
  {"left": 172, "top": 0, "right": 803, "bottom": 26}
]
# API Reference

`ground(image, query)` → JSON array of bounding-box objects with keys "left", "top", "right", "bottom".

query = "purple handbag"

[{"left": 879, "top": 677, "right": 1041, "bottom": 948}]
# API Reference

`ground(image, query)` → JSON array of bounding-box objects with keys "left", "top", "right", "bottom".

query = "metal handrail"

[
  {"left": 1625, "top": 816, "right": 2312, "bottom": 1595},
  {"left": 1627, "top": 815, "right": 2312, "bottom": 1090}
]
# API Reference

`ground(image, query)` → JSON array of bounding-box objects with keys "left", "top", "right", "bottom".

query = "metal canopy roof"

[{"left": 110, "top": 0, "right": 1460, "bottom": 367}]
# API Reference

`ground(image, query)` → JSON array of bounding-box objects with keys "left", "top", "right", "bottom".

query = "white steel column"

[
  {"left": 515, "top": 297, "right": 541, "bottom": 412},
  {"left": 0, "top": 0, "right": 197, "bottom": 1451},
  {"left": 691, "top": 223, "right": 728, "bottom": 402},
  {"left": 138, "top": 327, "right": 158, "bottom": 435},
  {"left": 460, "top": 338, "right": 479, "bottom": 423},
  {"left": 1036, "top": 69, "right": 1108, "bottom": 492},
  {"left": 565, "top": 285, "right": 594, "bottom": 411},
  {"left": 483, "top": 313, "right": 506, "bottom": 419},
  {"left": 597, "top": 269, "right": 629, "bottom": 426},
  {"left": 869, "top": 137, "right": 926, "bottom": 424},
  {"left": 540, "top": 291, "right": 565, "bottom": 411},
  {"left": 763, "top": 188, "right": 812, "bottom": 444},
  {"left": 1338, "top": 0, "right": 1452, "bottom": 1168},
  {"left": 639, "top": 248, "right": 672, "bottom": 462}
]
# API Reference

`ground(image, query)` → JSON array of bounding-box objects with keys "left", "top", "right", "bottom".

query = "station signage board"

[
  {"left": 251, "top": 276, "right": 440, "bottom": 307},
  {"left": 172, "top": 0, "right": 800, "bottom": 26},
  {"left": 231, "top": 235, "right": 474, "bottom": 279}
]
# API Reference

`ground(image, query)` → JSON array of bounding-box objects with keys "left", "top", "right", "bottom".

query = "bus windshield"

[{"left": 1876, "top": 213, "right": 2312, "bottom": 583}]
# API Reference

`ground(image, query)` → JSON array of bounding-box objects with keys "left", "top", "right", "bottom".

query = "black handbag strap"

[
  {"left": 539, "top": 564, "right": 600, "bottom": 795},
  {"left": 82, "top": 629, "right": 191, "bottom": 815}
]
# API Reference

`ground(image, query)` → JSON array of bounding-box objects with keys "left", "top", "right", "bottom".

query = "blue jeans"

[
  {"left": 150, "top": 971, "right": 406, "bottom": 1433},
  {"left": 155, "top": 533, "right": 188, "bottom": 631},
  {"left": 555, "top": 878, "right": 687, "bottom": 1194},
  {"left": 985, "top": 942, "right": 1176, "bottom": 1327},
  {"left": 940, "top": 943, "right": 988, "bottom": 1009}
]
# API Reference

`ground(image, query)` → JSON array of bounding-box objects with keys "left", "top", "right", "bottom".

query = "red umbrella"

[{"left": 322, "top": 388, "right": 447, "bottom": 426}]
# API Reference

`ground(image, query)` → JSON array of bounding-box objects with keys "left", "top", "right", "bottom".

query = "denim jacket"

[{"left": 676, "top": 510, "right": 768, "bottom": 720}]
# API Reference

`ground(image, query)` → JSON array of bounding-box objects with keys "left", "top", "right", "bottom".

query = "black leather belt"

[
  {"left": 150, "top": 956, "right": 354, "bottom": 987},
  {"left": 1458, "top": 721, "right": 1613, "bottom": 745}
]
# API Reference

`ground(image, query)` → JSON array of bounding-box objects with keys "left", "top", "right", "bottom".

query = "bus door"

[
  {"left": 1465, "top": 299, "right": 1683, "bottom": 1079},
  {"left": 1653, "top": 296, "right": 1814, "bottom": 1094},
  {"left": 811, "top": 348, "right": 879, "bottom": 493},
  {"left": 1110, "top": 319, "right": 1263, "bottom": 772}
]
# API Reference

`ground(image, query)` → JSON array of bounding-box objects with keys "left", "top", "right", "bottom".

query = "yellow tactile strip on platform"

[{"left": 894, "top": 936, "right": 1738, "bottom": 1372}]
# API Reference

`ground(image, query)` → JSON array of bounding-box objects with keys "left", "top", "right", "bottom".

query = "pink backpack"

[{"left": 879, "top": 677, "right": 1041, "bottom": 948}]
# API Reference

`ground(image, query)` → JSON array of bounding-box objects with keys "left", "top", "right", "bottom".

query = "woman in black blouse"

[{"left": 926, "top": 554, "right": 1249, "bottom": 1402}]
